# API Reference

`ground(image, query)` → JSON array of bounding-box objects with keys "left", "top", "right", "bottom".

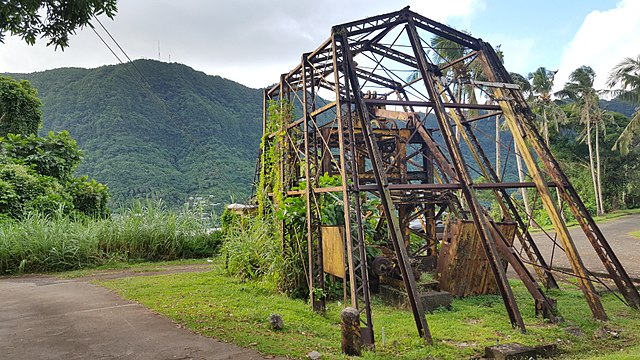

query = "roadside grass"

[
  {"left": 0, "top": 201, "right": 221, "bottom": 274},
  {"left": 55, "top": 258, "right": 212, "bottom": 279},
  {"left": 629, "top": 230, "right": 640, "bottom": 239},
  {"left": 587, "top": 208, "right": 640, "bottom": 224},
  {"left": 533, "top": 208, "right": 640, "bottom": 232},
  {"left": 100, "top": 261, "right": 640, "bottom": 359}
]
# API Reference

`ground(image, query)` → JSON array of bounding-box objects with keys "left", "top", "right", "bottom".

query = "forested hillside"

[
  {"left": 9, "top": 60, "right": 263, "bottom": 207},
  {"left": 6, "top": 60, "right": 639, "bottom": 211}
]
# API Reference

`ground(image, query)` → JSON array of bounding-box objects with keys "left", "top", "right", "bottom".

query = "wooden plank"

[
  {"left": 321, "top": 226, "right": 346, "bottom": 278},
  {"left": 438, "top": 220, "right": 517, "bottom": 297}
]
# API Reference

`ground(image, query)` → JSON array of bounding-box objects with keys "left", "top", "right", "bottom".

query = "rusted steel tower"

[{"left": 258, "top": 7, "right": 640, "bottom": 344}]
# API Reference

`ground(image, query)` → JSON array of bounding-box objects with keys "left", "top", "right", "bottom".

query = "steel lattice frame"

[{"left": 258, "top": 7, "right": 640, "bottom": 344}]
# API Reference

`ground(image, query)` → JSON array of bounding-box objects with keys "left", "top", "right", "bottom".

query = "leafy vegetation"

[
  {"left": 0, "top": 0, "right": 118, "bottom": 49},
  {"left": 0, "top": 200, "right": 221, "bottom": 274},
  {"left": 503, "top": 60, "right": 640, "bottom": 225},
  {"left": 0, "top": 75, "right": 42, "bottom": 136},
  {"left": 8, "top": 60, "right": 263, "bottom": 208},
  {"left": 606, "top": 55, "right": 640, "bottom": 156},
  {"left": 1, "top": 75, "right": 110, "bottom": 219},
  {"left": 101, "top": 260, "right": 640, "bottom": 359}
]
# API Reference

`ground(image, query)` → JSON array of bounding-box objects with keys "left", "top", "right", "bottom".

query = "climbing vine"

[{"left": 257, "top": 99, "right": 293, "bottom": 215}]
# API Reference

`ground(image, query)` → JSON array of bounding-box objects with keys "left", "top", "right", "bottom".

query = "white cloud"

[
  {"left": 487, "top": 35, "right": 535, "bottom": 76},
  {"left": 554, "top": 0, "right": 640, "bottom": 92},
  {"left": 0, "top": 0, "right": 483, "bottom": 88}
]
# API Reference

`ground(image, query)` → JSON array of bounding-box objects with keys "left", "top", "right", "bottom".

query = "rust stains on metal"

[{"left": 256, "top": 6, "right": 639, "bottom": 346}]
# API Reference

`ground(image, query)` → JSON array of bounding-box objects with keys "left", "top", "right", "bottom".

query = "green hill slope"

[{"left": 9, "top": 60, "right": 262, "bottom": 207}]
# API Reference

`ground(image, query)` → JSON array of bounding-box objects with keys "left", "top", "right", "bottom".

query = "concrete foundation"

[{"left": 378, "top": 284, "right": 452, "bottom": 313}]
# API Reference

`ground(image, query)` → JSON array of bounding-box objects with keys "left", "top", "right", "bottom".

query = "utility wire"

[
  {"left": 88, "top": 16, "right": 204, "bottom": 197},
  {"left": 89, "top": 15, "right": 177, "bottom": 119},
  {"left": 92, "top": 16, "right": 156, "bottom": 93},
  {"left": 89, "top": 24, "right": 123, "bottom": 64}
]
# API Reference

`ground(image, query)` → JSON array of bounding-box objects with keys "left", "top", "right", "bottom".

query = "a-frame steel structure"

[{"left": 258, "top": 7, "right": 640, "bottom": 344}]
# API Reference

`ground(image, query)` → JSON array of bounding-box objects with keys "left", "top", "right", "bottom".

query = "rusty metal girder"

[{"left": 257, "top": 6, "right": 639, "bottom": 347}]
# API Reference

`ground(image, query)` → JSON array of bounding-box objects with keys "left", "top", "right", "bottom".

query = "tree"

[
  {"left": 0, "top": 76, "right": 110, "bottom": 219},
  {"left": 0, "top": 0, "right": 117, "bottom": 49},
  {"left": 0, "top": 75, "right": 42, "bottom": 136},
  {"left": 509, "top": 72, "right": 533, "bottom": 221},
  {"left": 528, "top": 67, "right": 566, "bottom": 145},
  {"left": 556, "top": 66, "right": 606, "bottom": 215},
  {"left": 606, "top": 55, "right": 640, "bottom": 155},
  {"left": 509, "top": 72, "right": 532, "bottom": 100}
]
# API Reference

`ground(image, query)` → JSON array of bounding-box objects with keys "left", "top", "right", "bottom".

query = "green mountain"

[
  {"left": 9, "top": 60, "right": 263, "bottom": 207},
  {"left": 10, "top": 60, "right": 635, "bottom": 210}
]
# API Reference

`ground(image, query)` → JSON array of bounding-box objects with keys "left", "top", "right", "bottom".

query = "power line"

[
  {"left": 88, "top": 18, "right": 181, "bottom": 153},
  {"left": 92, "top": 16, "right": 155, "bottom": 92},
  {"left": 89, "top": 24, "right": 123, "bottom": 64}
]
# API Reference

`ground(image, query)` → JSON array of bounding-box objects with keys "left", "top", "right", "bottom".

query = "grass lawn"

[
  {"left": 629, "top": 231, "right": 640, "bottom": 239},
  {"left": 534, "top": 208, "right": 640, "bottom": 233},
  {"left": 99, "top": 260, "right": 640, "bottom": 359},
  {"left": 55, "top": 258, "right": 212, "bottom": 279}
]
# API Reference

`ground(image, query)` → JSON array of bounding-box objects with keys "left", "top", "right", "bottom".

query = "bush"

[
  {"left": 0, "top": 163, "right": 72, "bottom": 218},
  {"left": 1, "top": 131, "right": 82, "bottom": 181},
  {"left": 68, "top": 176, "right": 110, "bottom": 218},
  {"left": 1, "top": 132, "right": 110, "bottom": 219}
]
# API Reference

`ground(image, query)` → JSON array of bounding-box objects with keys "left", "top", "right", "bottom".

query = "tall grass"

[
  {"left": 221, "top": 215, "right": 309, "bottom": 298},
  {"left": 221, "top": 216, "right": 281, "bottom": 282},
  {"left": 0, "top": 200, "right": 221, "bottom": 274}
]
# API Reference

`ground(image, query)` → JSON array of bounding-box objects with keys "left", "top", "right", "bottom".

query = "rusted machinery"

[{"left": 257, "top": 7, "right": 640, "bottom": 345}]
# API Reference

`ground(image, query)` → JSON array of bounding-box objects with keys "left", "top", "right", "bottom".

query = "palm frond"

[
  {"left": 612, "top": 110, "right": 640, "bottom": 155},
  {"left": 606, "top": 55, "right": 640, "bottom": 90}
]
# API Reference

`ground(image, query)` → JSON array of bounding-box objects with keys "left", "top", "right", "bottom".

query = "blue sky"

[
  {"left": 467, "top": 1, "right": 618, "bottom": 71},
  {"left": 0, "top": 0, "right": 637, "bottom": 90}
]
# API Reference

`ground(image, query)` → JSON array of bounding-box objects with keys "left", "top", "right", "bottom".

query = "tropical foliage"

[
  {"left": 556, "top": 66, "right": 606, "bottom": 215},
  {"left": 0, "top": 0, "right": 118, "bottom": 49},
  {"left": 0, "top": 76, "right": 110, "bottom": 219},
  {"left": 606, "top": 55, "right": 640, "bottom": 155},
  {"left": 509, "top": 59, "right": 640, "bottom": 219},
  {"left": 0, "top": 75, "right": 42, "bottom": 136}
]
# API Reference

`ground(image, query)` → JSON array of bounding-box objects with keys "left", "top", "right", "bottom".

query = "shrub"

[
  {"left": 0, "top": 163, "right": 71, "bottom": 218},
  {"left": 0, "top": 132, "right": 110, "bottom": 219},
  {"left": 68, "top": 176, "right": 110, "bottom": 218},
  {"left": 1, "top": 131, "right": 82, "bottom": 181}
]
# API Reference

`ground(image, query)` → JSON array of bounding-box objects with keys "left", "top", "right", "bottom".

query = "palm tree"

[
  {"left": 606, "top": 55, "right": 640, "bottom": 155},
  {"left": 528, "top": 67, "right": 566, "bottom": 145},
  {"left": 509, "top": 72, "right": 533, "bottom": 221},
  {"left": 429, "top": 35, "right": 497, "bottom": 142},
  {"left": 510, "top": 72, "right": 533, "bottom": 100},
  {"left": 556, "top": 66, "right": 605, "bottom": 215},
  {"left": 430, "top": 34, "right": 478, "bottom": 106},
  {"left": 527, "top": 67, "right": 567, "bottom": 219}
]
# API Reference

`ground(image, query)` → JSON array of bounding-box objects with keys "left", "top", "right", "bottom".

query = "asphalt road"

[
  {"left": 531, "top": 213, "right": 640, "bottom": 279},
  {"left": 0, "top": 267, "right": 283, "bottom": 360},
  {"left": 1, "top": 215, "right": 638, "bottom": 360}
]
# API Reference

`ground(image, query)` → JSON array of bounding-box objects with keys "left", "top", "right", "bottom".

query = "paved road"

[
  {"left": 531, "top": 214, "right": 640, "bottom": 279},
  {"left": 0, "top": 267, "right": 283, "bottom": 360}
]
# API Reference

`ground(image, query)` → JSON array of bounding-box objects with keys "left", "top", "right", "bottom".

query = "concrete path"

[
  {"left": 531, "top": 213, "right": 640, "bottom": 279},
  {"left": 0, "top": 267, "right": 284, "bottom": 360}
]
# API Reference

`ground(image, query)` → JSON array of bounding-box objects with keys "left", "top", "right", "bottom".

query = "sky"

[{"left": 1, "top": 0, "right": 638, "bottom": 92}]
